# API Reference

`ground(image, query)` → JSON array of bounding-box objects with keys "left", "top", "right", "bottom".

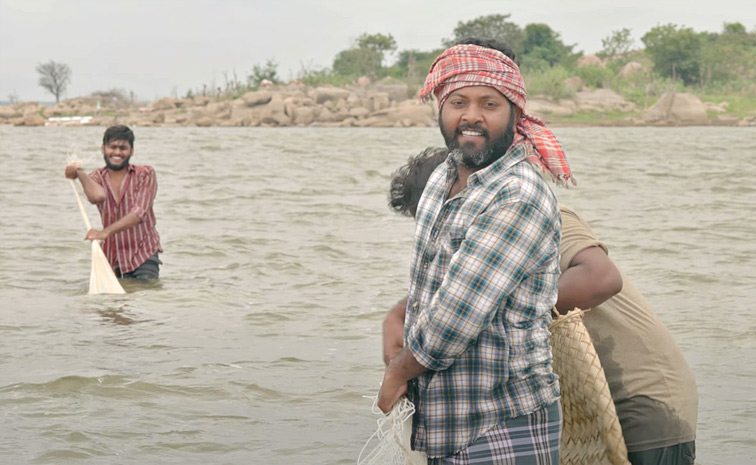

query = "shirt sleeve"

[
  {"left": 89, "top": 169, "right": 104, "bottom": 186},
  {"left": 407, "top": 199, "right": 558, "bottom": 372},
  {"left": 558, "top": 205, "right": 607, "bottom": 273},
  {"left": 130, "top": 167, "right": 157, "bottom": 221}
]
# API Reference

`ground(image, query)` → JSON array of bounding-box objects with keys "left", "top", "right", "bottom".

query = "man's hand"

[
  {"left": 377, "top": 347, "right": 426, "bottom": 413},
  {"left": 64, "top": 163, "right": 82, "bottom": 179},
  {"left": 377, "top": 362, "right": 408, "bottom": 413},
  {"left": 85, "top": 229, "right": 109, "bottom": 241}
]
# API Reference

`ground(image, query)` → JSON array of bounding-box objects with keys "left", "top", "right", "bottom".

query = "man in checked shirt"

[
  {"left": 65, "top": 125, "right": 163, "bottom": 280},
  {"left": 377, "top": 38, "right": 573, "bottom": 464}
]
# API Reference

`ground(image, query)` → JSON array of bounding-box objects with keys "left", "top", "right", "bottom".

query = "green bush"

[
  {"left": 297, "top": 68, "right": 353, "bottom": 87},
  {"left": 523, "top": 66, "right": 575, "bottom": 100},
  {"left": 575, "top": 65, "right": 613, "bottom": 88}
]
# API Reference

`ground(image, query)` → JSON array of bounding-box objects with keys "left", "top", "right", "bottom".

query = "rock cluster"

[
  {"left": 1, "top": 72, "right": 754, "bottom": 127},
  {"left": 0, "top": 81, "right": 436, "bottom": 129}
]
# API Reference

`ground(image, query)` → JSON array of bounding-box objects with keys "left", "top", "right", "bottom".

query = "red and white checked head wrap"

[{"left": 419, "top": 44, "right": 574, "bottom": 185}]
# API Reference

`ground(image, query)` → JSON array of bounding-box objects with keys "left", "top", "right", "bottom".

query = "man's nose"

[{"left": 461, "top": 104, "right": 483, "bottom": 124}]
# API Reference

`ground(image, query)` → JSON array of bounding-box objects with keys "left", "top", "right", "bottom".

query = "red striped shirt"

[{"left": 90, "top": 164, "right": 162, "bottom": 274}]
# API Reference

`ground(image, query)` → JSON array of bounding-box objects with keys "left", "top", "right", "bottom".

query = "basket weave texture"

[{"left": 550, "top": 308, "right": 631, "bottom": 465}]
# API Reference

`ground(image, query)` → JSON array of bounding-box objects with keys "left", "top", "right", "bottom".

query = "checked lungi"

[{"left": 429, "top": 401, "right": 561, "bottom": 465}]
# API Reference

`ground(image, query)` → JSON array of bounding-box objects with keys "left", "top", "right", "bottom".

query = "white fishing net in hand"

[
  {"left": 66, "top": 151, "right": 125, "bottom": 295},
  {"left": 358, "top": 396, "right": 427, "bottom": 465}
]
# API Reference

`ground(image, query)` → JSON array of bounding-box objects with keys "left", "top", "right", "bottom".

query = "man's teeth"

[{"left": 461, "top": 130, "right": 482, "bottom": 136}]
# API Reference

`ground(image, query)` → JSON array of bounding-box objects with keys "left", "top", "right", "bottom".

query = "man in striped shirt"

[
  {"left": 65, "top": 125, "right": 162, "bottom": 280},
  {"left": 377, "top": 39, "right": 572, "bottom": 464}
]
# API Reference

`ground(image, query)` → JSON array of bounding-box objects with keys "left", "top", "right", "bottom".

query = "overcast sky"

[{"left": 1, "top": 0, "right": 754, "bottom": 103}]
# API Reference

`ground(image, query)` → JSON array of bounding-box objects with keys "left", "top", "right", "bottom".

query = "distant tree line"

[
  {"left": 34, "top": 14, "right": 756, "bottom": 105},
  {"left": 261, "top": 14, "right": 756, "bottom": 98}
]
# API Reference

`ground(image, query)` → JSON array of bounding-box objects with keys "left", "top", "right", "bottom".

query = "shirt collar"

[{"left": 463, "top": 143, "right": 528, "bottom": 188}]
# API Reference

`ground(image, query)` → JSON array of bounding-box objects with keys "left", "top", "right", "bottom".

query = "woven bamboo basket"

[{"left": 550, "top": 308, "right": 630, "bottom": 465}]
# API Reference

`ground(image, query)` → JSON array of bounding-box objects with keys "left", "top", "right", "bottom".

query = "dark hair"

[
  {"left": 103, "top": 125, "right": 135, "bottom": 147},
  {"left": 454, "top": 37, "right": 517, "bottom": 61},
  {"left": 389, "top": 147, "right": 449, "bottom": 218}
]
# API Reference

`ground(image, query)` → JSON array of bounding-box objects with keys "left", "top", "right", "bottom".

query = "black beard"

[
  {"left": 440, "top": 116, "right": 516, "bottom": 169},
  {"left": 104, "top": 155, "right": 130, "bottom": 171}
]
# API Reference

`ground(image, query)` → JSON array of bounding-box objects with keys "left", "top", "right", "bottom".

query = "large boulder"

[
  {"left": 577, "top": 55, "right": 604, "bottom": 68},
  {"left": 191, "top": 96, "right": 211, "bottom": 107},
  {"left": 0, "top": 105, "right": 20, "bottom": 118},
  {"left": 349, "top": 107, "right": 370, "bottom": 118},
  {"left": 151, "top": 97, "right": 181, "bottom": 111},
  {"left": 575, "top": 89, "right": 636, "bottom": 112},
  {"left": 206, "top": 101, "right": 232, "bottom": 120},
  {"left": 667, "top": 93, "right": 710, "bottom": 125},
  {"left": 710, "top": 114, "right": 739, "bottom": 126},
  {"left": 313, "top": 86, "right": 352, "bottom": 104},
  {"left": 266, "top": 94, "right": 286, "bottom": 114},
  {"left": 703, "top": 101, "right": 728, "bottom": 113},
  {"left": 230, "top": 104, "right": 268, "bottom": 126},
  {"left": 15, "top": 102, "right": 44, "bottom": 116},
  {"left": 314, "top": 107, "right": 347, "bottom": 123},
  {"left": 736, "top": 116, "right": 756, "bottom": 127},
  {"left": 194, "top": 117, "right": 214, "bottom": 127},
  {"left": 365, "top": 101, "right": 435, "bottom": 127},
  {"left": 369, "top": 92, "right": 391, "bottom": 111},
  {"left": 190, "top": 110, "right": 216, "bottom": 127},
  {"left": 642, "top": 92, "right": 709, "bottom": 125},
  {"left": 260, "top": 94, "right": 291, "bottom": 126},
  {"left": 241, "top": 91, "right": 272, "bottom": 107},
  {"left": 374, "top": 83, "right": 409, "bottom": 102},
  {"left": 356, "top": 76, "right": 371, "bottom": 88},
  {"left": 527, "top": 98, "right": 576, "bottom": 118},
  {"left": 617, "top": 61, "right": 646, "bottom": 78},
  {"left": 292, "top": 106, "right": 316, "bottom": 125},
  {"left": 283, "top": 96, "right": 315, "bottom": 118},
  {"left": 14, "top": 113, "right": 46, "bottom": 126}
]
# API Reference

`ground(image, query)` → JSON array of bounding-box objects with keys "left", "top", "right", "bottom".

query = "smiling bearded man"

[
  {"left": 377, "top": 38, "right": 572, "bottom": 465},
  {"left": 65, "top": 125, "right": 163, "bottom": 280}
]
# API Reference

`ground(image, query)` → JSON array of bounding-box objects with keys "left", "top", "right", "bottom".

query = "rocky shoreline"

[{"left": 2, "top": 79, "right": 755, "bottom": 128}]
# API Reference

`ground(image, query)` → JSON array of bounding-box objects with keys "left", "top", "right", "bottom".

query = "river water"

[{"left": 0, "top": 125, "right": 754, "bottom": 464}]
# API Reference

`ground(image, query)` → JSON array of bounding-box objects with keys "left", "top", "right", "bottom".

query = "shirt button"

[
  {"left": 423, "top": 263, "right": 429, "bottom": 270},
  {"left": 413, "top": 301, "right": 419, "bottom": 309}
]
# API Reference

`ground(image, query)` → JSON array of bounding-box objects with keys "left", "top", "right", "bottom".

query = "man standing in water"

[
  {"left": 377, "top": 38, "right": 572, "bottom": 463},
  {"left": 386, "top": 147, "right": 698, "bottom": 465},
  {"left": 64, "top": 125, "right": 162, "bottom": 280}
]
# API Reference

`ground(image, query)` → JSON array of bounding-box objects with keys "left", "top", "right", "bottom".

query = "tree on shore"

[
  {"left": 642, "top": 24, "right": 702, "bottom": 85},
  {"left": 332, "top": 33, "right": 397, "bottom": 79},
  {"left": 521, "top": 23, "right": 579, "bottom": 69},
  {"left": 36, "top": 60, "right": 71, "bottom": 103},
  {"left": 443, "top": 14, "right": 524, "bottom": 58},
  {"left": 600, "top": 28, "right": 634, "bottom": 60}
]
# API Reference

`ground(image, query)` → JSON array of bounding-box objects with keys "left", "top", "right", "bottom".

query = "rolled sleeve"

[{"left": 407, "top": 199, "right": 554, "bottom": 372}]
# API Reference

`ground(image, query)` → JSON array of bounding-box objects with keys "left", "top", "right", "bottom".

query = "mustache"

[{"left": 455, "top": 123, "right": 489, "bottom": 138}]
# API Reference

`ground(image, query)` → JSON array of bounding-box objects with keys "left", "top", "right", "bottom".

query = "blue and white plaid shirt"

[{"left": 405, "top": 144, "right": 561, "bottom": 458}]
